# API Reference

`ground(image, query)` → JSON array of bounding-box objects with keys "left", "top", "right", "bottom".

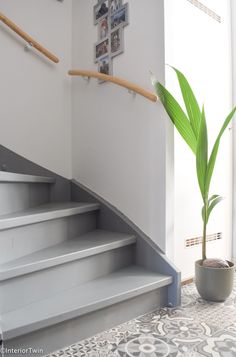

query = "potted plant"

[{"left": 152, "top": 67, "right": 235, "bottom": 302}]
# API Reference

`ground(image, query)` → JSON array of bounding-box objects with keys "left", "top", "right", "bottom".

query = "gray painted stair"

[
  {"left": 0, "top": 202, "right": 99, "bottom": 264},
  {"left": 0, "top": 231, "right": 136, "bottom": 312},
  {"left": 2, "top": 265, "right": 172, "bottom": 340},
  {"left": 0, "top": 230, "right": 136, "bottom": 280},
  {"left": 0, "top": 172, "right": 55, "bottom": 216},
  {"left": 0, "top": 168, "right": 177, "bottom": 355},
  {"left": 0, "top": 202, "right": 100, "bottom": 230},
  {"left": 0, "top": 171, "right": 55, "bottom": 183}
]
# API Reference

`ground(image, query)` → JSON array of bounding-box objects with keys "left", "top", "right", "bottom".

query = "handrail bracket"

[
  {"left": 0, "top": 11, "right": 59, "bottom": 63},
  {"left": 82, "top": 76, "right": 90, "bottom": 82},
  {"left": 128, "top": 89, "right": 137, "bottom": 98}
]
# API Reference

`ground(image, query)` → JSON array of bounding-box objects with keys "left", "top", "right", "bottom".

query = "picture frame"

[
  {"left": 110, "top": 3, "right": 129, "bottom": 31},
  {"left": 98, "top": 16, "right": 109, "bottom": 40},
  {"left": 109, "top": 0, "right": 123, "bottom": 14},
  {"left": 98, "top": 55, "right": 113, "bottom": 83},
  {"left": 94, "top": 38, "right": 109, "bottom": 63},
  {"left": 111, "top": 27, "right": 124, "bottom": 58},
  {"left": 94, "top": 0, "right": 109, "bottom": 25},
  {"left": 93, "top": 0, "right": 129, "bottom": 84}
]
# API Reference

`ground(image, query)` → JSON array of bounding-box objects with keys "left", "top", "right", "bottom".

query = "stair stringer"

[{"left": 71, "top": 180, "right": 181, "bottom": 307}]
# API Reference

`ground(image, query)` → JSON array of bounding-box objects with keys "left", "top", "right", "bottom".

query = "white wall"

[
  {"left": 231, "top": 0, "right": 236, "bottom": 263},
  {"left": 0, "top": 0, "right": 72, "bottom": 178},
  {"left": 165, "top": 0, "right": 233, "bottom": 279},
  {"left": 71, "top": 0, "right": 171, "bottom": 251}
]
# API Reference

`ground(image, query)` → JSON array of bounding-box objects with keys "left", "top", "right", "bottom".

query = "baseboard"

[{"left": 181, "top": 277, "right": 194, "bottom": 286}]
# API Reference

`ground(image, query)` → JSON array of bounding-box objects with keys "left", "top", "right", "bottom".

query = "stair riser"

[
  {"left": 3, "top": 287, "right": 168, "bottom": 356},
  {"left": 0, "top": 245, "right": 135, "bottom": 313},
  {"left": 0, "top": 183, "right": 50, "bottom": 215},
  {"left": 0, "top": 212, "right": 97, "bottom": 264}
]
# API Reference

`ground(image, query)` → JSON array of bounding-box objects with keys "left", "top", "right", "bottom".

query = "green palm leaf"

[
  {"left": 202, "top": 195, "right": 224, "bottom": 223},
  {"left": 208, "top": 194, "right": 221, "bottom": 203},
  {"left": 206, "top": 195, "right": 224, "bottom": 223},
  {"left": 196, "top": 107, "right": 208, "bottom": 199},
  {"left": 155, "top": 82, "right": 197, "bottom": 154},
  {"left": 172, "top": 67, "right": 201, "bottom": 139},
  {"left": 205, "top": 107, "right": 236, "bottom": 196}
]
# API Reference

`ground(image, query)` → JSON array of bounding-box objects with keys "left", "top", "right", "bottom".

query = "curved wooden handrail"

[
  {"left": 68, "top": 70, "right": 158, "bottom": 102},
  {"left": 0, "top": 11, "right": 59, "bottom": 63}
]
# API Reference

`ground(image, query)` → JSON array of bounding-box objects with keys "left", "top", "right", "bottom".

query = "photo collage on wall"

[{"left": 94, "top": 0, "right": 129, "bottom": 81}]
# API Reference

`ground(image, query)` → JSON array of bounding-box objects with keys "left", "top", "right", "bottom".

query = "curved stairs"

[{"left": 0, "top": 172, "right": 173, "bottom": 356}]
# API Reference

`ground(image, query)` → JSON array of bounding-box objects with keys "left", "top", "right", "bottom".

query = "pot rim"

[{"left": 195, "top": 259, "right": 235, "bottom": 270}]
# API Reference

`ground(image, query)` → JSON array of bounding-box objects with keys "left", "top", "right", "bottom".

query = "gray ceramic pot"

[{"left": 195, "top": 260, "right": 235, "bottom": 302}]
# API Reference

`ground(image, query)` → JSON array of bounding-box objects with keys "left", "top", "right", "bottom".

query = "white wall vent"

[
  {"left": 186, "top": 0, "right": 221, "bottom": 23},
  {"left": 185, "top": 232, "right": 222, "bottom": 248}
]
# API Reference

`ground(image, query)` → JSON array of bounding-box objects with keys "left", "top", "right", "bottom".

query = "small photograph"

[
  {"left": 98, "top": 16, "right": 109, "bottom": 40},
  {"left": 94, "top": 0, "right": 109, "bottom": 24},
  {"left": 110, "top": 0, "right": 122, "bottom": 14},
  {"left": 111, "top": 28, "right": 123, "bottom": 57},
  {"left": 94, "top": 38, "right": 109, "bottom": 62},
  {"left": 111, "top": 4, "right": 129, "bottom": 30},
  {"left": 98, "top": 55, "right": 110, "bottom": 76}
]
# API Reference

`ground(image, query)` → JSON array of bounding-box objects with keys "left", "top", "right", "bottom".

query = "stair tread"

[
  {"left": 0, "top": 202, "right": 100, "bottom": 230},
  {"left": 2, "top": 265, "right": 172, "bottom": 339},
  {"left": 0, "top": 230, "right": 136, "bottom": 280},
  {"left": 0, "top": 171, "right": 55, "bottom": 184}
]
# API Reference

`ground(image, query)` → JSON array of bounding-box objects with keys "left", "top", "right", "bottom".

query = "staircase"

[{"left": 0, "top": 170, "right": 178, "bottom": 356}]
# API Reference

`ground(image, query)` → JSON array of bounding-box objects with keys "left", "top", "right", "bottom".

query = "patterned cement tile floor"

[{"left": 48, "top": 275, "right": 236, "bottom": 357}]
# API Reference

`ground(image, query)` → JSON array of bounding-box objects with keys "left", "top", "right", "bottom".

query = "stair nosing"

[
  {"left": 0, "top": 231, "right": 136, "bottom": 281},
  {"left": 0, "top": 202, "right": 100, "bottom": 231},
  {"left": 0, "top": 172, "right": 55, "bottom": 184},
  {"left": 2, "top": 266, "right": 173, "bottom": 340}
]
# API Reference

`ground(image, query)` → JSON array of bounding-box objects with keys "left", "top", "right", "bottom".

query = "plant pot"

[{"left": 195, "top": 260, "right": 235, "bottom": 302}]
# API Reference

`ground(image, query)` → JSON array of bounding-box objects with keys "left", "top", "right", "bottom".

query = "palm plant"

[{"left": 152, "top": 68, "right": 236, "bottom": 261}]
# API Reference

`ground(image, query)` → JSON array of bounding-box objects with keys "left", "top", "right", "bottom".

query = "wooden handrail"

[
  {"left": 68, "top": 70, "right": 158, "bottom": 102},
  {"left": 0, "top": 11, "right": 59, "bottom": 63}
]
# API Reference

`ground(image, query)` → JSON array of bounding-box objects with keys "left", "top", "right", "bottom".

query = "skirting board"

[{"left": 181, "top": 278, "right": 194, "bottom": 286}]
